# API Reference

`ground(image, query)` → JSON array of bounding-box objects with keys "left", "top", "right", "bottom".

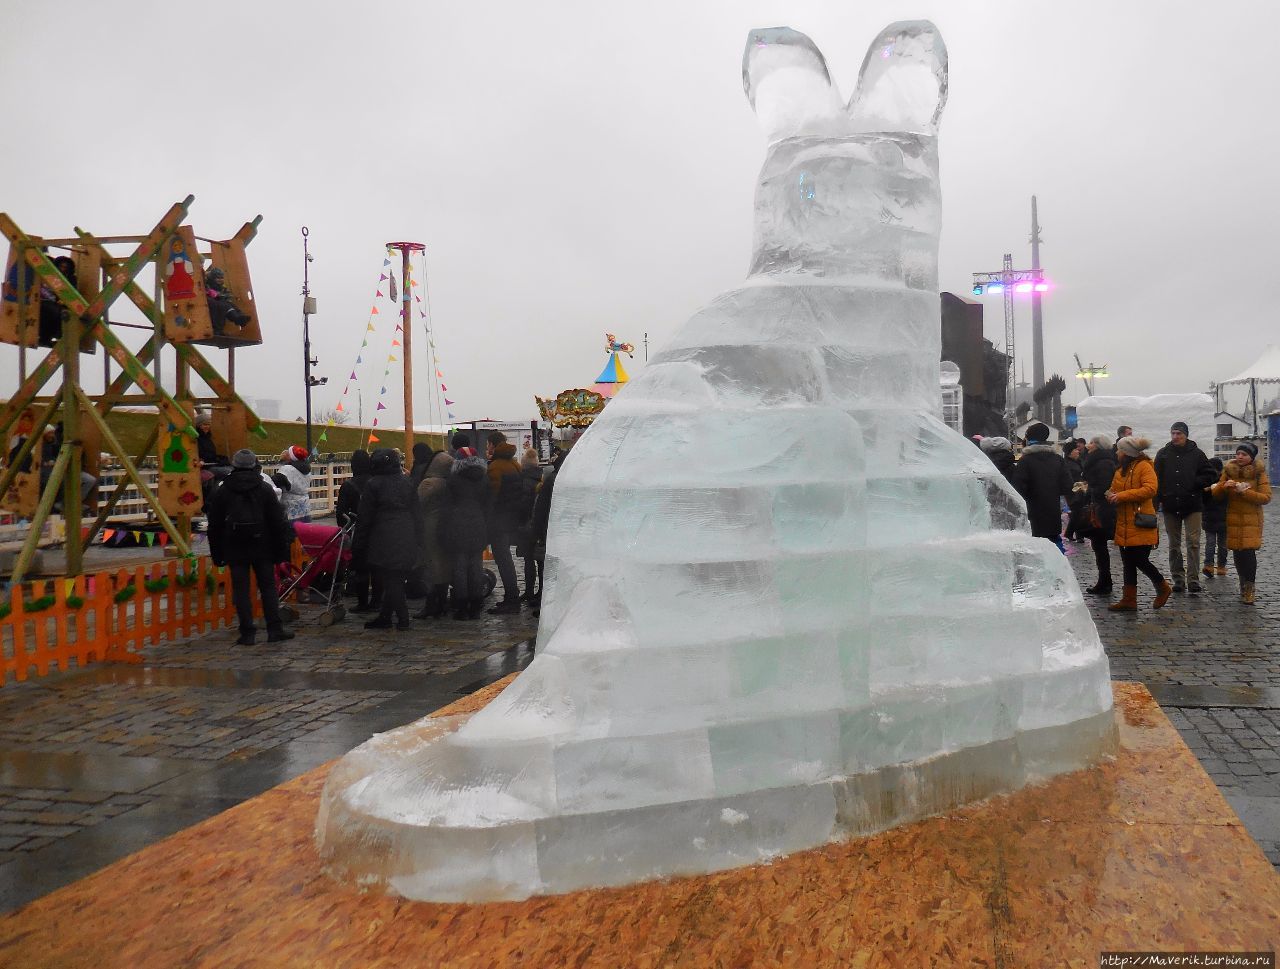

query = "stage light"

[
  {"left": 1034, "top": 282, "right": 1049, "bottom": 292},
  {"left": 987, "top": 283, "right": 1004, "bottom": 294},
  {"left": 1014, "top": 282, "right": 1032, "bottom": 293},
  {"left": 972, "top": 284, "right": 984, "bottom": 296}
]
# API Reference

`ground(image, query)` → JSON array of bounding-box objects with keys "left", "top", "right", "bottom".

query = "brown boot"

[
  {"left": 1108, "top": 585, "right": 1138, "bottom": 611},
  {"left": 1242, "top": 581, "right": 1256, "bottom": 605},
  {"left": 1153, "top": 580, "right": 1173, "bottom": 609},
  {"left": 1216, "top": 565, "right": 1228, "bottom": 576}
]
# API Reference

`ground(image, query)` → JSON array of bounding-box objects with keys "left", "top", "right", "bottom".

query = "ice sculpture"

[{"left": 317, "top": 21, "right": 1115, "bottom": 902}]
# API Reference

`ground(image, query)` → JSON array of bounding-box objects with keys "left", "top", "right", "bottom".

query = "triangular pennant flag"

[
  {"left": 430, "top": 341, "right": 436, "bottom": 348},
  {"left": 157, "top": 532, "right": 169, "bottom": 547},
  {"left": 381, "top": 386, "right": 387, "bottom": 394},
  {"left": 356, "top": 355, "right": 363, "bottom": 363},
  {"left": 368, "top": 433, "right": 380, "bottom": 443},
  {"left": 132, "top": 531, "right": 142, "bottom": 543},
  {"left": 391, "top": 339, "right": 401, "bottom": 347},
  {"left": 380, "top": 274, "right": 388, "bottom": 281},
  {"left": 336, "top": 402, "right": 344, "bottom": 411},
  {"left": 367, "top": 324, "right": 375, "bottom": 332},
  {"left": 383, "top": 258, "right": 391, "bottom": 267},
  {"left": 447, "top": 412, "right": 456, "bottom": 419},
  {"left": 350, "top": 371, "right": 358, "bottom": 380},
  {"left": 441, "top": 384, "right": 447, "bottom": 391},
  {"left": 318, "top": 430, "right": 328, "bottom": 443},
  {"left": 411, "top": 280, "right": 419, "bottom": 287},
  {"left": 103, "top": 529, "right": 115, "bottom": 541},
  {"left": 389, "top": 355, "right": 397, "bottom": 362},
  {"left": 376, "top": 402, "right": 387, "bottom": 410},
  {"left": 372, "top": 418, "right": 379, "bottom": 427},
  {"left": 444, "top": 398, "right": 454, "bottom": 405},
  {"left": 415, "top": 295, "right": 422, "bottom": 303},
  {"left": 371, "top": 307, "right": 380, "bottom": 315},
  {"left": 343, "top": 386, "right": 348, "bottom": 395},
  {"left": 395, "top": 323, "right": 403, "bottom": 331},
  {"left": 376, "top": 290, "right": 384, "bottom": 298}
]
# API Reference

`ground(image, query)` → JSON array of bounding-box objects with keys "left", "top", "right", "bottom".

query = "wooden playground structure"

[{"left": 0, "top": 196, "right": 268, "bottom": 585}]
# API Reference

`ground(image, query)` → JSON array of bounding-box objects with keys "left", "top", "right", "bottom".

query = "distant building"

[
  {"left": 246, "top": 397, "right": 281, "bottom": 420},
  {"left": 940, "top": 292, "right": 1009, "bottom": 437}
]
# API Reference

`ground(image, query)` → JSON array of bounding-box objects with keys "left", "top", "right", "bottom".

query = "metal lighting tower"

[
  {"left": 972, "top": 257, "right": 1046, "bottom": 433},
  {"left": 301, "top": 227, "right": 325, "bottom": 453},
  {"left": 1030, "top": 196, "right": 1045, "bottom": 393},
  {"left": 1073, "top": 353, "right": 1109, "bottom": 396}
]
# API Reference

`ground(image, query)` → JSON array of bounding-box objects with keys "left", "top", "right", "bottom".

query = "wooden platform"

[{"left": 1, "top": 681, "right": 1277, "bottom": 968}]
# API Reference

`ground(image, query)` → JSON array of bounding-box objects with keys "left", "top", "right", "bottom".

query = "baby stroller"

[{"left": 278, "top": 518, "right": 356, "bottom": 626}]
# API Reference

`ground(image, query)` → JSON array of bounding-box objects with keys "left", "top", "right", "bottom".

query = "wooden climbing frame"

[{"left": 0, "top": 198, "right": 270, "bottom": 585}]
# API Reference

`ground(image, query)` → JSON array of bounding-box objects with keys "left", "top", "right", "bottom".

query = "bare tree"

[{"left": 314, "top": 407, "right": 351, "bottom": 426}]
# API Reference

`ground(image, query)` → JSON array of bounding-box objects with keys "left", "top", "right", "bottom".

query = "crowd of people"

[
  {"left": 335, "top": 429, "right": 561, "bottom": 630},
  {"left": 978, "top": 421, "right": 1272, "bottom": 610}
]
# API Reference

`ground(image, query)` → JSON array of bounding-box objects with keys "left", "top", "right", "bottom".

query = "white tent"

[{"left": 1217, "top": 344, "right": 1280, "bottom": 435}]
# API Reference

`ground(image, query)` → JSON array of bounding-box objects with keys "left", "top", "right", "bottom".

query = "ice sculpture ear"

[
  {"left": 848, "top": 21, "right": 948, "bottom": 136},
  {"left": 743, "top": 27, "right": 843, "bottom": 144}
]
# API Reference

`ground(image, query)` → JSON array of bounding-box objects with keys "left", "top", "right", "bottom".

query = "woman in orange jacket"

[
  {"left": 1106, "top": 437, "right": 1172, "bottom": 611},
  {"left": 1210, "top": 442, "right": 1272, "bottom": 604}
]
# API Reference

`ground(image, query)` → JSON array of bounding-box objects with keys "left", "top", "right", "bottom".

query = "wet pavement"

[
  {"left": 0, "top": 506, "right": 1276, "bottom": 915},
  {"left": 1066, "top": 503, "right": 1280, "bottom": 868},
  {"left": 0, "top": 585, "right": 537, "bottom": 914}
]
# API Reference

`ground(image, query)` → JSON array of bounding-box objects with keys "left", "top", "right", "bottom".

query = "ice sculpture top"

[{"left": 744, "top": 23, "right": 947, "bottom": 286}]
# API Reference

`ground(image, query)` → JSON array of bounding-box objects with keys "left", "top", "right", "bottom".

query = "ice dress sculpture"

[{"left": 317, "top": 21, "right": 1115, "bottom": 901}]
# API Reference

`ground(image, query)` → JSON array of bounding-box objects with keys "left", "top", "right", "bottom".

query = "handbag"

[
  {"left": 1133, "top": 512, "right": 1158, "bottom": 530},
  {"left": 1081, "top": 503, "right": 1102, "bottom": 532}
]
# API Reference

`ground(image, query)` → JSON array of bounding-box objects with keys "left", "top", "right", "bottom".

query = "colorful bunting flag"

[
  {"left": 371, "top": 307, "right": 380, "bottom": 315},
  {"left": 376, "top": 290, "right": 384, "bottom": 298},
  {"left": 369, "top": 433, "right": 380, "bottom": 443},
  {"left": 380, "top": 273, "right": 388, "bottom": 281},
  {"left": 336, "top": 402, "right": 344, "bottom": 411},
  {"left": 444, "top": 398, "right": 454, "bottom": 405},
  {"left": 391, "top": 339, "right": 401, "bottom": 347},
  {"left": 350, "top": 371, "right": 358, "bottom": 380},
  {"left": 157, "top": 533, "right": 169, "bottom": 547}
]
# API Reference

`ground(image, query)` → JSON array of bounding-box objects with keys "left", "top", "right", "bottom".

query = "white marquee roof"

[{"left": 1221, "top": 344, "right": 1280, "bottom": 385}]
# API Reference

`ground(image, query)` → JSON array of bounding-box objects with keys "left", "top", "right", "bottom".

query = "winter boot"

[
  {"left": 487, "top": 598, "right": 521, "bottom": 615},
  {"left": 1153, "top": 580, "right": 1173, "bottom": 609},
  {"left": 1108, "top": 585, "right": 1138, "bottom": 612},
  {"left": 267, "top": 628, "right": 296, "bottom": 643},
  {"left": 468, "top": 598, "right": 485, "bottom": 619},
  {"left": 1201, "top": 565, "right": 1214, "bottom": 579},
  {"left": 1242, "top": 581, "right": 1256, "bottom": 605},
  {"left": 1216, "top": 565, "right": 1228, "bottom": 576},
  {"left": 414, "top": 589, "right": 439, "bottom": 620},
  {"left": 1085, "top": 579, "right": 1113, "bottom": 596},
  {"left": 235, "top": 628, "right": 256, "bottom": 646}
]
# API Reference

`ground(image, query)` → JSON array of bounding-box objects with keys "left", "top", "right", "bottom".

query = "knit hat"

[
  {"left": 1170, "top": 421, "right": 1189, "bottom": 435},
  {"left": 1236, "top": 442, "right": 1259, "bottom": 460},
  {"left": 232, "top": 448, "right": 258, "bottom": 469},
  {"left": 450, "top": 431, "right": 471, "bottom": 450},
  {"left": 979, "top": 436, "right": 1012, "bottom": 454},
  {"left": 1025, "top": 422, "right": 1050, "bottom": 443},
  {"left": 282, "top": 444, "right": 308, "bottom": 463},
  {"left": 1117, "top": 436, "right": 1150, "bottom": 458}
]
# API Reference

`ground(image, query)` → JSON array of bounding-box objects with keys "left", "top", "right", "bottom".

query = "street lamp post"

[
  {"left": 971, "top": 257, "right": 1047, "bottom": 435},
  {"left": 301, "top": 227, "right": 326, "bottom": 453},
  {"left": 1073, "top": 353, "right": 1109, "bottom": 397}
]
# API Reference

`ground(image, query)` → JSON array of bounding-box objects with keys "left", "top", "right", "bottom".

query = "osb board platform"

[{"left": 1, "top": 682, "right": 1277, "bottom": 968}]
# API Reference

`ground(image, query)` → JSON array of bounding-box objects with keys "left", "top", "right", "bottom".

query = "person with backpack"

[
  {"left": 515, "top": 448, "right": 544, "bottom": 605},
  {"left": 273, "top": 445, "right": 312, "bottom": 523},
  {"left": 206, "top": 449, "right": 296, "bottom": 645}
]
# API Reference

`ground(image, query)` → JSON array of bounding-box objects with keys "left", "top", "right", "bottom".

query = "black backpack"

[{"left": 227, "top": 486, "right": 265, "bottom": 542}]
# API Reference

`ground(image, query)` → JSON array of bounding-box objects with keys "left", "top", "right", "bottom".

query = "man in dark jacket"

[
  {"left": 336, "top": 450, "right": 377, "bottom": 612},
  {"left": 1011, "top": 423, "right": 1073, "bottom": 551},
  {"left": 1081, "top": 434, "right": 1118, "bottom": 595},
  {"left": 530, "top": 448, "right": 567, "bottom": 618},
  {"left": 354, "top": 448, "right": 426, "bottom": 630},
  {"left": 484, "top": 431, "right": 524, "bottom": 614},
  {"left": 444, "top": 446, "right": 491, "bottom": 620},
  {"left": 1154, "top": 421, "right": 1216, "bottom": 593},
  {"left": 206, "top": 449, "right": 295, "bottom": 646}
]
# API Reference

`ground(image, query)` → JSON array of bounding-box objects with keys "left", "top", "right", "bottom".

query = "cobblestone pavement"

[
  {"left": 1066, "top": 503, "right": 1280, "bottom": 867},
  {"left": 0, "top": 585, "right": 538, "bottom": 912}
]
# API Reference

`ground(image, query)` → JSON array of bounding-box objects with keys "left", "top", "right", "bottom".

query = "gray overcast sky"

[{"left": 3, "top": 1, "right": 1277, "bottom": 429}]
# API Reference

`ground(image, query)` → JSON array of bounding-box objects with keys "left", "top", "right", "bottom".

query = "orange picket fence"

[{"left": 0, "top": 556, "right": 241, "bottom": 686}]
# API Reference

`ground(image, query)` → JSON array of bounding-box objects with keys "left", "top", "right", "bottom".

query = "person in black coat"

[
  {"left": 1200, "top": 456, "right": 1228, "bottom": 578},
  {"left": 1153, "top": 421, "right": 1217, "bottom": 593},
  {"left": 1081, "top": 434, "right": 1118, "bottom": 595},
  {"left": 979, "top": 437, "right": 1018, "bottom": 484},
  {"left": 337, "top": 450, "right": 378, "bottom": 612},
  {"left": 529, "top": 448, "right": 567, "bottom": 617},
  {"left": 1011, "top": 423, "right": 1073, "bottom": 551},
  {"left": 443, "top": 446, "right": 490, "bottom": 620},
  {"left": 354, "top": 448, "right": 425, "bottom": 630},
  {"left": 206, "top": 449, "right": 296, "bottom": 646}
]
